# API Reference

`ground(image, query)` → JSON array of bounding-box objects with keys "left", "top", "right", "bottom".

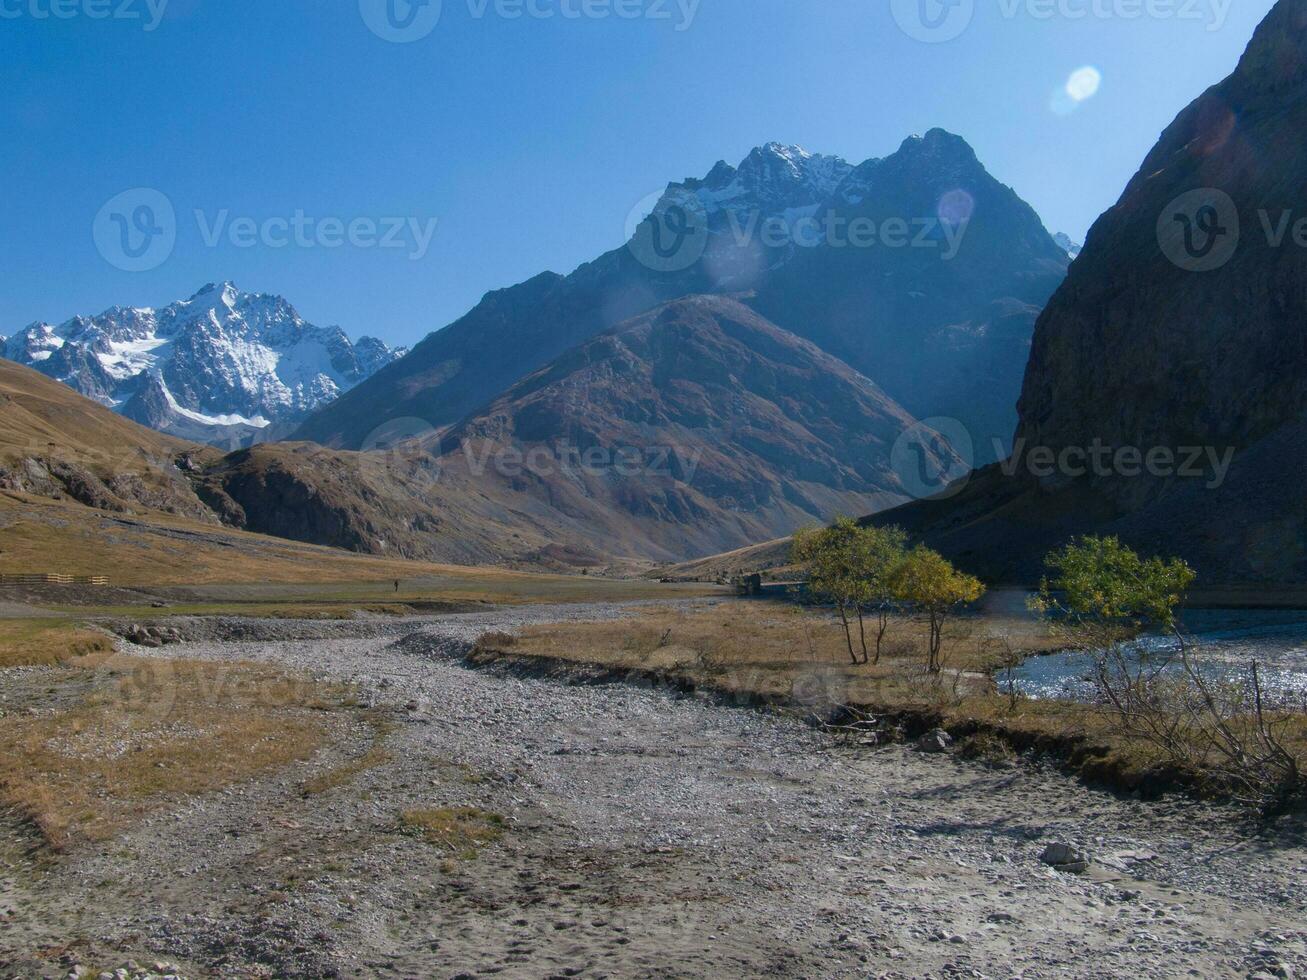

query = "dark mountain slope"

[
  {"left": 752, "top": 130, "right": 1068, "bottom": 460},
  {"left": 872, "top": 0, "right": 1307, "bottom": 585}
]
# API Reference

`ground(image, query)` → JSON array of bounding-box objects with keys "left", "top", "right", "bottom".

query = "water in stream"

[{"left": 1010, "top": 609, "right": 1307, "bottom": 706}]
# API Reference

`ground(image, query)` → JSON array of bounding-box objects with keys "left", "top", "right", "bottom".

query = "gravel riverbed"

[{"left": 2, "top": 601, "right": 1305, "bottom": 979}]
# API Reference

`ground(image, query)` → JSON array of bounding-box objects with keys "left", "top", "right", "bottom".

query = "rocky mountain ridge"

[
  {"left": 426, "top": 294, "right": 959, "bottom": 560},
  {"left": 292, "top": 131, "right": 1068, "bottom": 463}
]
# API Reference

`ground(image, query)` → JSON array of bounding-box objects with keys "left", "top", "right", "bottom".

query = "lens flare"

[{"left": 1066, "top": 66, "right": 1102, "bottom": 102}]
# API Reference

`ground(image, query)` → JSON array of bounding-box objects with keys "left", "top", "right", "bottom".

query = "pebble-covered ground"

[{"left": 2, "top": 602, "right": 1305, "bottom": 979}]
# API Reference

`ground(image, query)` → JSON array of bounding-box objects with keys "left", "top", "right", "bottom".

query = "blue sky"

[{"left": 0, "top": 0, "right": 1276, "bottom": 348}]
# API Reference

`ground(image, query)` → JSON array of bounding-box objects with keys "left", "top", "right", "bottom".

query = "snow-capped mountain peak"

[
  {"left": 3, "top": 284, "right": 407, "bottom": 446},
  {"left": 1053, "top": 233, "right": 1083, "bottom": 259},
  {"left": 740, "top": 142, "right": 851, "bottom": 197},
  {"left": 691, "top": 142, "right": 853, "bottom": 217}
]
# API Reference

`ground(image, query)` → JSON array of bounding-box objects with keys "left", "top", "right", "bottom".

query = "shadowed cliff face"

[
  {"left": 1016, "top": 0, "right": 1307, "bottom": 503},
  {"left": 872, "top": 0, "right": 1307, "bottom": 585}
]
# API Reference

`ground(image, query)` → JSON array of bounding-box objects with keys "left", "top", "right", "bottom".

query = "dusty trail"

[{"left": 2, "top": 602, "right": 1305, "bottom": 979}]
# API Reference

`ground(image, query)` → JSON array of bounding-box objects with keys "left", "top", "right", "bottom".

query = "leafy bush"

[
  {"left": 793, "top": 519, "right": 908, "bottom": 665},
  {"left": 889, "top": 546, "right": 985, "bottom": 673}
]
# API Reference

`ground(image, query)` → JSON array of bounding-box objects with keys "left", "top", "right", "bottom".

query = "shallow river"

[{"left": 1011, "top": 608, "right": 1307, "bottom": 705}]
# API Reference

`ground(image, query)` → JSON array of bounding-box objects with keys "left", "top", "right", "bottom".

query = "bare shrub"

[
  {"left": 1035, "top": 536, "right": 1303, "bottom": 813},
  {"left": 1093, "top": 636, "right": 1301, "bottom": 810},
  {"left": 957, "top": 732, "right": 1017, "bottom": 767}
]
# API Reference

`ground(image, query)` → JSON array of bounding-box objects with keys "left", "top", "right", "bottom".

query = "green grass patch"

[{"left": 0, "top": 618, "right": 113, "bottom": 668}]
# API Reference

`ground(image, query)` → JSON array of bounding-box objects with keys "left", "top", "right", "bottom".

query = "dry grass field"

[
  {"left": 0, "top": 618, "right": 114, "bottom": 668},
  {"left": 497, "top": 601, "right": 1057, "bottom": 703},
  {"left": 0, "top": 653, "right": 360, "bottom": 851},
  {"left": 0, "top": 493, "right": 725, "bottom": 617}
]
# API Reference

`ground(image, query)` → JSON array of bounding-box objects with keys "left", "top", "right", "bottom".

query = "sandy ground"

[{"left": 1, "top": 602, "right": 1305, "bottom": 979}]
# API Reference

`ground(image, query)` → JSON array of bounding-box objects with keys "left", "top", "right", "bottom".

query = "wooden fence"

[{"left": 0, "top": 573, "right": 109, "bottom": 586}]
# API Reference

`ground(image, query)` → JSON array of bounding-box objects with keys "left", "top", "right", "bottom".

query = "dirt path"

[{"left": 2, "top": 603, "right": 1305, "bottom": 979}]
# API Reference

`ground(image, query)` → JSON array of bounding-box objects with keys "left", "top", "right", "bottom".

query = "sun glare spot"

[{"left": 1066, "top": 66, "right": 1102, "bottom": 102}]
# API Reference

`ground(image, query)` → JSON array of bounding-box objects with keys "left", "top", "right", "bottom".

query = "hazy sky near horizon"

[{"left": 1, "top": 0, "right": 1277, "bottom": 348}]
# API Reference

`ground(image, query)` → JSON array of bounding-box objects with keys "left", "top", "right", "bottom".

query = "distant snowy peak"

[
  {"left": 668, "top": 142, "right": 853, "bottom": 223},
  {"left": 734, "top": 143, "right": 854, "bottom": 209},
  {"left": 3, "top": 283, "right": 406, "bottom": 446},
  {"left": 1053, "top": 233, "right": 1082, "bottom": 259},
  {"left": 653, "top": 131, "right": 995, "bottom": 232}
]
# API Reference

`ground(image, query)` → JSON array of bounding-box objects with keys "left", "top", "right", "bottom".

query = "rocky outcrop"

[{"left": 0, "top": 359, "right": 218, "bottom": 521}]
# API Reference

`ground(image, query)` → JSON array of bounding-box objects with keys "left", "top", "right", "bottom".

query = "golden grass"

[
  {"left": 0, "top": 493, "right": 725, "bottom": 603},
  {"left": 0, "top": 618, "right": 114, "bottom": 667},
  {"left": 956, "top": 690, "right": 1307, "bottom": 787},
  {"left": 0, "top": 359, "right": 194, "bottom": 472},
  {"left": 0, "top": 655, "right": 352, "bottom": 850},
  {"left": 398, "top": 807, "right": 506, "bottom": 857},
  {"left": 502, "top": 602, "right": 1060, "bottom": 706}
]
